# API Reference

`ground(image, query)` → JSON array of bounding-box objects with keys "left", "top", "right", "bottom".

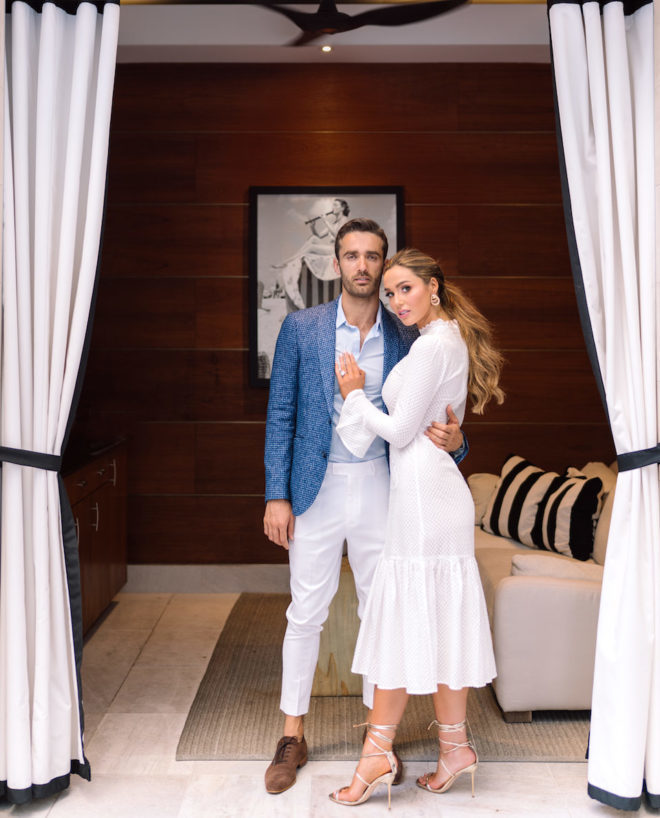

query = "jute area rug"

[{"left": 177, "top": 593, "right": 589, "bottom": 762}]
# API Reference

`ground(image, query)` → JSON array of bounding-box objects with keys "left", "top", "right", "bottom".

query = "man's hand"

[
  {"left": 264, "top": 499, "right": 295, "bottom": 550},
  {"left": 425, "top": 405, "right": 464, "bottom": 453}
]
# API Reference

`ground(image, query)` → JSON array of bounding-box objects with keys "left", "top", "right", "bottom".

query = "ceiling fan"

[{"left": 259, "top": 0, "right": 470, "bottom": 46}]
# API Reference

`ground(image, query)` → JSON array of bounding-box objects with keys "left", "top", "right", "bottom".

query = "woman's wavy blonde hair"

[{"left": 384, "top": 248, "right": 505, "bottom": 414}]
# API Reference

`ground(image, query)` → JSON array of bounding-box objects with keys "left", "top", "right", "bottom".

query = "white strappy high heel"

[
  {"left": 416, "top": 718, "right": 478, "bottom": 796},
  {"left": 329, "top": 722, "right": 398, "bottom": 809}
]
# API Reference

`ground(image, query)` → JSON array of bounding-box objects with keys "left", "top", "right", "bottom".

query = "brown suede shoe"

[{"left": 265, "top": 735, "right": 308, "bottom": 794}]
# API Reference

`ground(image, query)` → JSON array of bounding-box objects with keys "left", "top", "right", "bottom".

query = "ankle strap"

[
  {"left": 427, "top": 718, "right": 475, "bottom": 755},
  {"left": 427, "top": 719, "right": 466, "bottom": 732},
  {"left": 354, "top": 721, "right": 398, "bottom": 741},
  {"left": 352, "top": 722, "right": 398, "bottom": 772},
  {"left": 353, "top": 721, "right": 398, "bottom": 754}
]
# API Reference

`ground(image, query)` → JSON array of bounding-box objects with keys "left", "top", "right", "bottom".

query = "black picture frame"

[{"left": 248, "top": 185, "right": 404, "bottom": 387}]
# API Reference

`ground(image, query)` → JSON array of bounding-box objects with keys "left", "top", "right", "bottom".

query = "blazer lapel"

[
  {"left": 317, "top": 298, "right": 339, "bottom": 417},
  {"left": 382, "top": 306, "right": 401, "bottom": 383}
]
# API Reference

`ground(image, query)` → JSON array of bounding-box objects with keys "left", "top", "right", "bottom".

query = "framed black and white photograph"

[{"left": 249, "top": 185, "right": 404, "bottom": 387}]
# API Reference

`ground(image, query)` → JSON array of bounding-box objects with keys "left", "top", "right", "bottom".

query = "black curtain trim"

[
  {"left": 547, "top": 0, "right": 651, "bottom": 14},
  {"left": 0, "top": 446, "right": 61, "bottom": 471},
  {"left": 549, "top": 33, "right": 611, "bottom": 427},
  {"left": 647, "top": 790, "right": 660, "bottom": 809},
  {"left": 0, "top": 761, "right": 90, "bottom": 806},
  {"left": 617, "top": 444, "right": 660, "bottom": 472},
  {"left": 7, "top": 0, "right": 119, "bottom": 13},
  {"left": 61, "top": 186, "right": 108, "bottom": 458},
  {"left": 55, "top": 164, "right": 111, "bottom": 795},
  {"left": 588, "top": 783, "right": 642, "bottom": 811}
]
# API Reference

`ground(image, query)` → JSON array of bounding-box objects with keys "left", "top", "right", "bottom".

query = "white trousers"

[{"left": 280, "top": 458, "right": 390, "bottom": 717}]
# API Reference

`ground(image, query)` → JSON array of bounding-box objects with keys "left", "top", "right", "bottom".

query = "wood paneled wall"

[{"left": 73, "top": 63, "right": 614, "bottom": 565}]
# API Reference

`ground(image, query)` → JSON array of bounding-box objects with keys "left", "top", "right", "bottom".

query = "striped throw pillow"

[
  {"left": 482, "top": 455, "right": 559, "bottom": 547},
  {"left": 530, "top": 471, "right": 603, "bottom": 561}
]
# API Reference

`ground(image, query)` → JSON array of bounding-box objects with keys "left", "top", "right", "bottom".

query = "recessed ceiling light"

[{"left": 321, "top": 45, "right": 332, "bottom": 53}]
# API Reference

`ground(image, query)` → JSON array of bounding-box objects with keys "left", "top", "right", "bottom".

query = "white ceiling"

[{"left": 117, "top": 3, "right": 551, "bottom": 63}]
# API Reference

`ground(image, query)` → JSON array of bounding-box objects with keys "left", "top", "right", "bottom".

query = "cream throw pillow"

[
  {"left": 579, "top": 461, "right": 617, "bottom": 497},
  {"left": 593, "top": 486, "right": 615, "bottom": 566},
  {"left": 467, "top": 473, "right": 499, "bottom": 525}
]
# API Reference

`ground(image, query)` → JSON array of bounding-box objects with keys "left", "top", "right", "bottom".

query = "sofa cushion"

[
  {"left": 476, "top": 547, "right": 517, "bottom": 622},
  {"left": 467, "top": 472, "right": 498, "bottom": 524},
  {"left": 593, "top": 484, "right": 615, "bottom": 565},
  {"left": 474, "top": 526, "right": 532, "bottom": 621},
  {"left": 531, "top": 470, "right": 603, "bottom": 561},
  {"left": 511, "top": 552, "right": 603, "bottom": 582},
  {"left": 580, "top": 461, "right": 617, "bottom": 496},
  {"left": 482, "top": 455, "right": 559, "bottom": 547}
]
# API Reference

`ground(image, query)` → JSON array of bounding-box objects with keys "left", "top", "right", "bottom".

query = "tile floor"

[{"left": 1, "top": 591, "right": 657, "bottom": 817}]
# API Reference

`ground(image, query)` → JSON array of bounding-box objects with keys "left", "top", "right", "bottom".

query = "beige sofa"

[{"left": 469, "top": 461, "right": 617, "bottom": 722}]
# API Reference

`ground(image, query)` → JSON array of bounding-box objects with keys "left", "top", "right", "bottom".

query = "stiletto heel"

[
  {"left": 329, "top": 722, "right": 398, "bottom": 808},
  {"left": 416, "top": 718, "right": 478, "bottom": 797}
]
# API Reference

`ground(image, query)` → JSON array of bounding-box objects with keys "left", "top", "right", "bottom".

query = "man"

[{"left": 263, "top": 218, "right": 467, "bottom": 794}]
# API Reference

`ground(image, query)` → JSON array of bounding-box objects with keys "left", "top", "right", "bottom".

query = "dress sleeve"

[{"left": 337, "top": 335, "right": 447, "bottom": 456}]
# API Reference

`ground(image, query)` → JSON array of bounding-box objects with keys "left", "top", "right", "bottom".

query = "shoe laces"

[{"left": 274, "top": 736, "right": 299, "bottom": 765}]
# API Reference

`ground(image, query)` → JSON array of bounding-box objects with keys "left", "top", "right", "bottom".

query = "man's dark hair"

[{"left": 335, "top": 218, "right": 388, "bottom": 261}]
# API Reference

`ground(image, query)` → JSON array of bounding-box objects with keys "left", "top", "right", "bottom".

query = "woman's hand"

[{"left": 335, "top": 352, "right": 365, "bottom": 399}]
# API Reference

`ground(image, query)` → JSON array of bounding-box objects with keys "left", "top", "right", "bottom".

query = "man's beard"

[{"left": 339, "top": 272, "right": 382, "bottom": 299}]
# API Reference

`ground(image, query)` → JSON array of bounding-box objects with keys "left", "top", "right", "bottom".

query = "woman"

[
  {"left": 273, "top": 198, "right": 350, "bottom": 310},
  {"left": 330, "top": 248, "right": 504, "bottom": 808}
]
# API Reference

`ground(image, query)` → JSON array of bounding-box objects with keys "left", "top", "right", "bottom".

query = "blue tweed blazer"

[{"left": 264, "top": 296, "right": 418, "bottom": 517}]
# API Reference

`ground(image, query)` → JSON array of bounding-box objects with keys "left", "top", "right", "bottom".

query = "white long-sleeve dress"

[{"left": 337, "top": 318, "right": 496, "bottom": 693}]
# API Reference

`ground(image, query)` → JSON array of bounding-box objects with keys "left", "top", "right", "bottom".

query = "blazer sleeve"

[
  {"left": 337, "top": 335, "right": 451, "bottom": 455},
  {"left": 264, "top": 314, "right": 299, "bottom": 502}
]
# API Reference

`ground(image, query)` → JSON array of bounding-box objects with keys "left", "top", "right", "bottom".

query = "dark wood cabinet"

[{"left": 64, "top": 441, "right": 127, "bottom": 634}]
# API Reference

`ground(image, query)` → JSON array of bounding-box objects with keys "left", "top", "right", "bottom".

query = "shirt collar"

[{"left": 336, "top": 297, "right": 383, "bottom": 333}]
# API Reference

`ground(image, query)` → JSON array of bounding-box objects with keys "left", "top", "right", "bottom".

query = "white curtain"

[
  {"left": 0, "top": 0, "right": 119, "bottom": 803},
  {"left": 549, "top": 0, "right": 657, "bottom": 810}
]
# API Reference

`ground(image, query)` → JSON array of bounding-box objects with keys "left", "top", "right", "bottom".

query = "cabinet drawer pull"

[
  {"left": 91, "top": 502, "right": 100, "bottom": 532},
  {"left": 77, "top": 478, "right": 87, "bottom": 488},
  {"left": 97, "top": 467, "right": 106, "bottom": 478},
  {"left": 109, "top": 458, "right": 117, "bottom": 486}
]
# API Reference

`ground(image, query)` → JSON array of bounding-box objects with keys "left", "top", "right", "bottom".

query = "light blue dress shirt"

[{"left": 329, "top": 298, "right": 387, "bottom": 463}]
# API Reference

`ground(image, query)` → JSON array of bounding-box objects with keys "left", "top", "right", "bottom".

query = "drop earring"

[{"left": 430, "top": 293, "right": 440, "bottom": 306}]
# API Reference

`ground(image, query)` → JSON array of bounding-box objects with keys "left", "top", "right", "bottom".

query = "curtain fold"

[
  {"left": 0, "top": 0, "right": 119, "bottom": 803},
  {"left": 548, "top": 0, "right": 657, "bottom": 810}
]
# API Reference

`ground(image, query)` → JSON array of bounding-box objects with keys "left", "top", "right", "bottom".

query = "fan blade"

[
  {"left": 259, "top": 2, "right": 354, "bottom": 33},
  {"left": 352, "top": 0, "right": 469, "bottom": 27},
  {"left": 288, "top": 29, "right": 326, "bottom": 45},
  {"left": 317, "top": 0, "right": 339, "bottom": 13}
]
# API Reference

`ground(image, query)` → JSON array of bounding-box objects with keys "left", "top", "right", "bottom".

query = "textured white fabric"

[{"left": 338, "top": 319, "right": 495, "bottom": 693}]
